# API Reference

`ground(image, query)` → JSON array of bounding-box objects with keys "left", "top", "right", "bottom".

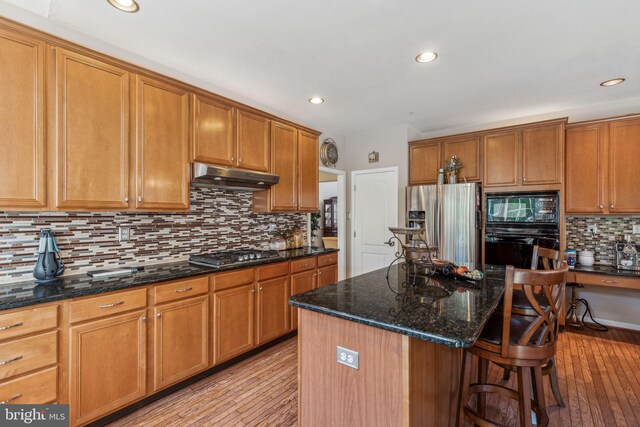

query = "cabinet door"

[
  {"left": 298, "top": 131, "right": 319, "bottom": 212},
  {"left": 409, "top": 141, "right": 441, "bottom": 185},
  {"left": 290, "top": 270, "right": 316, "bottom": 330},
  {"left": 191, "top": 94, "right": 234, "bottom": 166},
  {"left": 236, "top": 109, "right": 270, "bottom": 172},
  {"left": 54, "top": 49, "right": 129, "bottom": 209},
  {"left": 153, "top": 295, "right": 208, "bottom": 390},
  {"left": 483, "top": 130, "right": 520, "bottom": 188},
  {"left": 609, "top": 119, "right": 640, "bottom": 213},
  {"left": 318, "top": 264, "right": 338, "bottom": 288},
  {"left": 566, "top": 124, "right": 606, "bottom": 214},
  {"left": 522, "top": 123, "right": 563, "bottom": 186},
  {"left": 270, "top": 122, "right": 298, "bottom": 211},
  {"left": 442, "top": 135, "right": 482, "bottom": 182},
  {"left": 257, "top": 276, "right": 290, "bottom": 344},
  {"left": 213, "top": 284, "right": 255, "bottom": 364},
  {"left": 135, "top": 75, "right": 189, "bottom": 210},
  {"left": 0, "top": 29, "right": 46, "bottom": 208},
  {"left": 69, "top": 310, "right": 146, "bottom": 426}
]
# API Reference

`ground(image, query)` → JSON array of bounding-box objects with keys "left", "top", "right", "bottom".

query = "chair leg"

[
  {"left": 503, "top": 368, "right": 511, "bottom": 381},
  {"left": 478, "top": 358, "right": 489, "bottom": 418},
  {"left": 456, "top": 350, "right": 474, "bottom": 427},
  {"left": 517, "top": 367, "right": 533, "bottom": 427},
  {"left": 532, "top": 366, "right": 546, "bottom": 411},
  {"left": 549, "top": 363, "right": 565, "bottom": 407}
]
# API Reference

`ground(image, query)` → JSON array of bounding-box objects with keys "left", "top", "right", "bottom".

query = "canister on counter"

[{"left": 565, "top": 249, "right": 577, "bottom": 269}]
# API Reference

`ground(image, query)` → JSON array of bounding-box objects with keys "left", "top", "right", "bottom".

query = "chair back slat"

[
  {"left": 500, "top": 262, "right": 568, "bottom": 359},
  {"left": 530, "top": 245, "right": 561, "bottom": 271}
]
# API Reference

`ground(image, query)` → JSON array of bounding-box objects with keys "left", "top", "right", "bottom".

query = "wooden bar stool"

[
  {"left": 457, "top": 262, "right": 568, "bottom": 427},
  {"left": 502, "top": 245, "right": 565, "bottom": 407}
]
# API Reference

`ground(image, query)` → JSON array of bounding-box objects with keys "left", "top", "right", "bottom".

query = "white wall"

[{"left": 575, "top": 286, "right": 640, "bottom": 331}]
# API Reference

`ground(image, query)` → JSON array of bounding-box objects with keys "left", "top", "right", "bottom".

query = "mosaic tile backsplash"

[
  {"left": 566, "top": 216, "right": 640, "bottom": 265},
  {"left": 0, "top": 187, "right": 308, "bottom": 283}
]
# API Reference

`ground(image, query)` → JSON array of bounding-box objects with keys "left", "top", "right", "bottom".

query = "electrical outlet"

[
  {"left": 118, "top": 226, "right": 131, "bottom": 242},
  {"left": 633, "top": 224, "right": 640, "bottom": 234},
  {"left": 587, "top": 224, "right": 598, "bottom": 234},
  {"left": 336, "top": 346, "right": 359, "bottom": 369}
]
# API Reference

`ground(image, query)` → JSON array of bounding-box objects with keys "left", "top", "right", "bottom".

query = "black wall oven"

[{"left": 484, "top": 191, "right": 560, "bottom": 268}]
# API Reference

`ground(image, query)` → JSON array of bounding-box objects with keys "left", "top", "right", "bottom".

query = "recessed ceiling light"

[
  {"left": 309, "top": 97, "right": 324, "bottom": 104},
  {"left": 600, "top": 78, "right": 625, "bottom": 87},
  {"left": 107, "top": 0, "right": 140, "bottom": 13},
  {"left": 415, "top": 51, "right": 438, "bottom": 63}
]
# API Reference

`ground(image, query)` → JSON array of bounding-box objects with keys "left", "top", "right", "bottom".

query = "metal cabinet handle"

[
  {"left": 0, "top": 355, "right": 23, "bottom": 366},
  {"left": 138, "top": 196, "right": 143, "bottom": 203},
  {"left": 156, "top": 313, "right": 162, "bottom": 318},
  {"left": 0, "top": 322, "right": 23, "bottom": 331},
  {"left": 513, "top": 179, "right": 517, "bottom": 183},
  {"left": 238, "top": 158, "right": 242, "bottom": 163},
  {"left": 99, "top": 301, "right": 124, "bottom": 309},
  {"left": 599, "top": 205, "right": 604, "bottom": 210},
  {"left": 259, "top": 287, "right": 263, "bottom": 291},
  {"left": 142, "top": 316, "right": 147, "bottom": 322},
  {"left": 231, "top": 156, "right": 234, "bottom": 161},
  {"left": 601, "top": 280, "right": 618, "bottom": 284},
  {"left": 0, "top": 393, "right": 22, "bottom": 404},
  {"left": 251, "top": 288, "right": 255, "bottom": 293},
  {"left": 124, "top": 197, "right": 129, "bottom": 203},
  {"left": 523, "top": 178, "right": 527, "bottom": 182},
  {"left": 610, "top": 204, "right": 614, "bottom": 209},
  {"left": 175, "top": 287, "right": 193, "bottom": 293}
]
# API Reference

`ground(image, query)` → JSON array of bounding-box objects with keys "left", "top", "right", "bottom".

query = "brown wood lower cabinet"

[
  {"left": 213, "top": 283, "right": 256, "bottom": 365},
  {"left": 257, "top": 276, "right": 290, "bottom": 345},
  {"left": 317, "top": 264, "right": 338, "bottom": 288},
  {"left": 290, "top": 270, "right": 316, "bottom": 330},
  {"left": 152, "top": 295, "right": 209, "bottom": 391},
  {"left": 69, "top": 309, "right": 147, "bottom": 426}
]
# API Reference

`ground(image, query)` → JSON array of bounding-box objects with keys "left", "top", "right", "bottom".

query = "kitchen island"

[{"left": 289, "top": 263, "right": 506, "bottom": 427}]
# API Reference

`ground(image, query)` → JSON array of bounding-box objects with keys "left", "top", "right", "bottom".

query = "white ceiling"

[{"left": 3, "top": 0, "right": 640, "bottom": 135}]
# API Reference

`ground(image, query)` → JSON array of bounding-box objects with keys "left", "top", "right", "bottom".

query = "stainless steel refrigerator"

[{"left": 407, "top": 183, "right": 481, "bottom": 265}]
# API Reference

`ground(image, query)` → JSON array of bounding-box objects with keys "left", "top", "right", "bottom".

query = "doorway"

[
  {"left": 315, "top": 167, "right": 346, "bottom": 280},
  {"left": 351, "top": 167, "right": 399, "bottom": 276}
]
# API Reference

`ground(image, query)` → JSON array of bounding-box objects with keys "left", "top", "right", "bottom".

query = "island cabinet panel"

[
  {"left": 69, "top": 309, "right": 147, "bottom": 426},
  {"left": 134, "top": 75, "right": 190, "bottom": 211},
  {"left": 565, "top": 123, "right": 607, "bottom": 213},
  {"left": 297, "top": 131, "right": 320, "bottom": 211},
  {"left": 442, "top": 135, "right": 482, "bottom": 182},
  {"left": 521, "top": 122, "right": 564, "bottom": 186},
  {"left": 191, "top": 93, "right": 235, "bottom": 166},
  {"left": 53, "top": 49, "right": 130, "bottom": 210},
  {"left": 212, "top": 283, "right": 256, "bottom": 365},
  {"left": 0, "top": 28, "right": 46, "bottom": 209},
  {"left": 483, "top": 129, "right": 520, "bottom": 188},
  {"left": 608, "top": 118, "right": 640, "bottom": 213},
  {"left": 268, "top": 122, "right": 298, "bottom": 211},
  {"left": 236, "top": 109, "right": 270, "bottom": 172},
  {"left": 256, "top": 276, "right": 290, "bottom": 345},
  {"left": 152, "top": 295, "right": 209, "bottom": 391},
  {"left": 298, "top": 309, "right": 462, "bottom": 427},
  {"left": 290, "top": 270, "right": 316, "bottom": 329},
  {"left": 409, "top": 140, "right": 441, "bottom": 185},
  {"left": 317, "top": 264, "right": 338, "bottom": 288}
]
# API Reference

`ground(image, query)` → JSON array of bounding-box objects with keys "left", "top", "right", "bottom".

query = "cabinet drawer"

[
  {"left": 0, "top": 366, "right": 57, "bottom": 404},
  {"left": 213, "top": 268, "right": 255, "bottom": 291},
  {"left": 574, "top": 273, "right": 640, "bottom": 290},
  {"left": 291, "top": 257, "right": 317, "bottom": 274},
  {"left": 153, "top": 276, "right": 208, "bottom": 305},
  {"left": 0, "top": 305, "right": 57, "bottom": 341},
  {"left": 317, "top": 252, "right": 338, "bottom": 268},
  {"left": 257, "top": 262, "right": 289, "bottom": 281},
  {"left": 70, "top": 288, "right": 147, "bottom": 323},
  {"left": 0, "top": 331, "right": 57, "bottom": 381}
]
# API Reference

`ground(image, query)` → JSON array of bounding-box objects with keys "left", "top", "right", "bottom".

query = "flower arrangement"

[{"left": 444, "top": 156, "right": 463, "bottom": 176}]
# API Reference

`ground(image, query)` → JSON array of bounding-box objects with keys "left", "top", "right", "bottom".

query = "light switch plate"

[
  {"left": 336, "top": 346, "right": 359, "bottom": 369},
  {"left": 633, "top": 224, "right": 640, "bottom": 234}
]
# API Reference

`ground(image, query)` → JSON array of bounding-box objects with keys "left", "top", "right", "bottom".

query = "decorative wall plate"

[{"left": 320, "top": 138, "right": 339, "bottom": 167}]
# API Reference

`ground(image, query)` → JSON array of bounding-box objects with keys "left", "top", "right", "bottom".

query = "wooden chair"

[{"left": 457, "top": 262, "right": 568, "bottom": 427}]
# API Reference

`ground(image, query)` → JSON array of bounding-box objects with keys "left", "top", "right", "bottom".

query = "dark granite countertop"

[
  {"left": 570, "top": 264, "right": 640, "bottom": 278},
  {"left": 0, "top": 247, "right": 337, "bottom": 311},
  {"left": 289, "top": 263, "right": 506, "bottom": 348}
]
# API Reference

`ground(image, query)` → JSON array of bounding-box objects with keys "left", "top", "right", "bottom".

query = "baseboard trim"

[{"left": 591, "top": 318, "right": 640, "bottom": 332}]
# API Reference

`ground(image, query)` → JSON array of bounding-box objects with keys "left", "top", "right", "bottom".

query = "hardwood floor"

[{"left": 109, "top": 327, "right": 640, "bottom": 427}]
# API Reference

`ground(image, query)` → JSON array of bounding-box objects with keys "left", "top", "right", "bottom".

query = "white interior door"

[{"left": 352, "top": 168, "right": 398, "bottom": 276}]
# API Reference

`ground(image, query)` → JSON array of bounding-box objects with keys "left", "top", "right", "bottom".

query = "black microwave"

[{"left": 485, "top": 192, "right": 559, "bottom": 224}]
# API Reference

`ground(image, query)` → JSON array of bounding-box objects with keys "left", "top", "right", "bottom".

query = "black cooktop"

[{"left": 189, "top": 249, "right": 281, "bottom": 268}]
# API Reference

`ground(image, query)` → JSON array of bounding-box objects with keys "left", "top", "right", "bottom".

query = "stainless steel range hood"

[{"left": 191, "top": 163, "right": 279, "bottom": 191}]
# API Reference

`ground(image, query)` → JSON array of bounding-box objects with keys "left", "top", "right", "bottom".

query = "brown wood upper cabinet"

[
  {"left": 0, "top": 28, "right": 46, "bottom": 209},
  {"left": 409, "top": 135, "right": 481, "bottom": 185},
  {"left": 191, "top": 96, "right": 270, "bottom": 172},
  {"left": 484, "top": 121, "right": 564, "bottom": 190},
  {"left": 566, "top": 117, "right": 640, "bottom": 214},
  {"left": 409, "top": 140, "right": 442, "bottom": 185},
  {"left": 254, "top": 123, "right": 319, "bottom": 212},
  {"left": 135, "top": 75, "right": 190, "bottom": 210},
  {"left": 442, "top": 135, "right": 482, "bottom": 182},
  {"left": 53, "top": 49, "right": 130, "bottom": 209}
]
